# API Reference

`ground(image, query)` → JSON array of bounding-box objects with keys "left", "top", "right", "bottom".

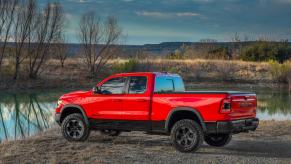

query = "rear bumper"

[
  {"left": 55, "top": 113, "right": 61, "bottom": 126},
  {"left": 206, "top": 118, "right": 259, "bottom": 134}
]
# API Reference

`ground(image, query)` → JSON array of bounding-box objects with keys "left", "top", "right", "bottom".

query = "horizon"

[
  {"left": 35, "top": 0, "right": 291, "bottom": 45},
  {"left": 3, "top": 40, "right": 291, "bottom": 47}
]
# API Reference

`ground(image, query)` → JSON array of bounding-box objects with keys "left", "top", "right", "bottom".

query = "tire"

[
  {"left": 61, "top": 113, "right": 90, "bottom": 142},
  {"left": 204, "top": 134, "right": 232, "bottom": 147},
  {"left": 170, "top": 119, "right": 203, "bottom": 153},
  {"left": 100, "top": 130, "right": 121, "bottom": 137}
]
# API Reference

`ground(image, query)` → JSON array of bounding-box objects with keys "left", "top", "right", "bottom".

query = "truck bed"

[{"left": 175, "top": 91, "right": 255, "bottom": 94}]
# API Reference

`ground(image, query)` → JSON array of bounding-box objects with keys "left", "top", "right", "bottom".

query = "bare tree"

[
  {"left": 11, "top": 0, "right": 64, "bottom": 79},
  {"left": 52, "top": 34, "right": 68, "bottom": 68},
  {"left": 12, "top": 0, "right": 36, "bottom": 80},
  {"left": 199, "top": 38, "right": 217, "bottom": 58},
  {"left": 230, "top": 32, "right": 242, "bottom": 59},
  {"left": 232, "top": 32, "right": 241, "bottom": 43},
  {"left": 0, "top": 0, "right": 8, "bottom": 38},
  {"left": 27, "top": 2, "right": 64, "bottom": 79},
  {"left": 79, "top": 11, "right": 122, "bottom": 78},
  {"left": 0, "top": 0, "right": 18, "bottom": 73},
  {"left": 135, "top": 48, "right": 148, "bottom": 59}
]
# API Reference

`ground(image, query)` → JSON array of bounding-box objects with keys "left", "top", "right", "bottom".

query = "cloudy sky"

[{"left": 40, "top": 0, "right": 291, "bottom": 45}]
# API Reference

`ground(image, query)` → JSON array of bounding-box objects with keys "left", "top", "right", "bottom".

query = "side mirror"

[{"left": 93, "top": 86, "right": 101, "bottom": 94}]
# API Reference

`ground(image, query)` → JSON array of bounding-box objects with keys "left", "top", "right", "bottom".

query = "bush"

[
  {"left": 112, "top": 59, "right": 139, "bottom": 73},
  {"left": 168, "top": 44, "right": 231, "bottom": 60},
  {"left": 268, "top": 60, "right": 290, "bottom": 82},
  {"left": 208, "top": 47, "right": 231, "bottom": 60},
  {"left": 241, "top": 41, "right": 291, "bottom": 63},
  {"left": 216, "top": 61, "right": 236, "bottom": 82},
  {"left": 167, "top": 52, "right": 184, "bottom": 60},
  {"left": 167, "top": 44, "right": 188, "bottom": 60},
  {"left": 287, "top": 68, "right": 291, "bottom": 92}
]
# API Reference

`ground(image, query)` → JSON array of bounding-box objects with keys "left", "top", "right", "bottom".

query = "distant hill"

[
  {"left": 64, "top": 42, "right": 236, "bottom": 56},
  {"left": 64, "top": 42, "right": 192, "bottom": 56},
  {"left": 66, "top": 41, "right": 291, "bottom": 57},
  {"left": 2, "top": 41, "right": 291, "bottom": 57}
]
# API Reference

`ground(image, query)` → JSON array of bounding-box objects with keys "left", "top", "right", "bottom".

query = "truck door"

[
  {"left": 122, "top": 76, "right": 151, "bottom": 122},
  {"left": 89, "top": 77, "right": 127, "bottom": 120}
]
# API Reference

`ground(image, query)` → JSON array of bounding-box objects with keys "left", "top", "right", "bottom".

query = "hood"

[{"left": 60, "top": 90, "right": 90, "bottom": 100}]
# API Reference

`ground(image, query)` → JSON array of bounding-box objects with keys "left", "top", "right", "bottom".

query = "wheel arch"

[
  {"left": 165, "top": 107, "right": 206, "bottom": 133},
  {"left": 60, "top": 104, "right": 89, "bottom": 124}
]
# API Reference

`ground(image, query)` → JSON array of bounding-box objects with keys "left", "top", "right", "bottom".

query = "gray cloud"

[
  {"left": 49, "top": 0, "right": 291, "bottom": 44},
  {"left": 135, "top": 11, "right": 201, "bottom": 18}
]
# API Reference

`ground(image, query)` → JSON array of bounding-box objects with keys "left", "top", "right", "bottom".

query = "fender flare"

[
  {"left": 165, "top": 107, "right": 206, "bottom": 132},
  {"left": 60, "top": 104, "right": 89, "bottom": 125}
]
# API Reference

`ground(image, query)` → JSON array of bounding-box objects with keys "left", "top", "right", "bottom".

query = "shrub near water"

[{"left": 268, "top": 60, "right": 291, "bottom": 82}]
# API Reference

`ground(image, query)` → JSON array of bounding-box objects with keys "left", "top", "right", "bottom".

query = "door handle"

[
  {"left": 112, "top": 99, "right": 122, "bottom": 102},
  {"left": 135, "top": 99, "right": 146, "bottom": 102}
]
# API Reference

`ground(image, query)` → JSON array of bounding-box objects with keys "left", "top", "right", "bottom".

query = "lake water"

[{"left": 0, "top": 84, "right": 290, "bottom": 142}]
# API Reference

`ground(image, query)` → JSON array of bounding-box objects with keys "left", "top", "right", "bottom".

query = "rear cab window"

[
  {"left": 154, "top": 74, "right": 185, "bottom": 93},
  {"left": 128, "top": 76, "right": 147, "bottom": 94}
]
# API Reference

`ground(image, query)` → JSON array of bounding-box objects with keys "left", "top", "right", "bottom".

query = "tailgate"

[{"left": 229, "top": 94, "right": 257, "bottom": 119}]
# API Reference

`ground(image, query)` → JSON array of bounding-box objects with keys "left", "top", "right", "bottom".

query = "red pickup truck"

[{"left": 55, "top": 72, "right": 259, "bottom": 152}]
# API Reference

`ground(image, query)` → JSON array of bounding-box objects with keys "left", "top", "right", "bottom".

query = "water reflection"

[
  {"left": 256, "top": 90, "right": 291, "bottom": 120},
  {"left": 0, "top": 93, "right": 58, "bottom": 142}
]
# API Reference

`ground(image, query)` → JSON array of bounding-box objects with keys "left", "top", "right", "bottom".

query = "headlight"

[{"left": 57, "top": 99, "right": 63, "bottom": 107}]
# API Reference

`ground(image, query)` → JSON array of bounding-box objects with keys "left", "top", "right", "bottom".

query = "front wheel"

[
  {"left": 61, "top": 113, "right": 90, "bottom": 142},
  {"left": 170, "top": 119, "right": 203, "bottom": 153},
  {"left": 204, "top": 134, "right": 232, "bottom": 147}
]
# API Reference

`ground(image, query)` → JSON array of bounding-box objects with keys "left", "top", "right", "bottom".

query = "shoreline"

[{"left": 1, "top": 120, "right": 291, "bottom": 163}]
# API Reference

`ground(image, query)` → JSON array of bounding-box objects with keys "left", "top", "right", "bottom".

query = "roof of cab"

[{"left": 113, "top": 72, "right": 180, "bottom": 77}]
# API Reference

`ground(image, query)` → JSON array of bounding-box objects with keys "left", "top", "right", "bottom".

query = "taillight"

[{"left": 220, "top": 97, "right": 231, "bottom": 113}]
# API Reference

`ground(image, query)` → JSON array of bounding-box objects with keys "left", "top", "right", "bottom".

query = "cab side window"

[
  {"left": 154, "top": 75, "right": 185, "bottom": 93},
  {"left": 128, "top": 76, "right": 147, "bottom": 94},
  {"left": 154, "top": 76, "right": 174, "bottom": 93},
  {"left": 101, "top": 77, "right": 126, "bottom": 94},
  {"left": 173, "top": 76, "right": 185, "bottom": 92}
]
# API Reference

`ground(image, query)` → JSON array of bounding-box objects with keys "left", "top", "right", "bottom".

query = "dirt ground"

[{"left": 0, "top": 121, "right": 291, "bottom": 164}]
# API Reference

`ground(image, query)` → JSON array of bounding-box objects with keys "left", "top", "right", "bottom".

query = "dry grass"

[
  {"left": 132, "top": 59, "right": 270, "bottom": 82},
  {"left": 287, "top": 66, "right": 291, "bottom": 92},
  {"left": 0, "top": 58, "right": 277, "bottom": 90}
]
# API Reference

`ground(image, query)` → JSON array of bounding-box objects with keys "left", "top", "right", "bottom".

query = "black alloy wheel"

[
  {"left": 61, "top": 113, "right": 90, "bottom": 141},
  {"left": 171, "top": 119, "right": 203, "bottom": 153}
]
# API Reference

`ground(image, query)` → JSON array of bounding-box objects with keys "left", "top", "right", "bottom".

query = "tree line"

[
  {"left": 167, "top": 37, "right": 291, "bottom": 63},
  {"left": 0, "top": 0, "right": 122, "bottom": 80}
]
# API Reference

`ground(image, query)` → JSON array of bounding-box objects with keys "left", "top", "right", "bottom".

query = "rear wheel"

[
  {"left": 100, "top": 130, "right": 121, "bottom": 136},
  {"left": 204, "top": 134, "right": 232, "bottom": 147},
  {"left": 170, "top": 119, "right": 203, "bottom": 153},
  {"left": 61, "top": 113, "right": 90, "bottom": 142}
]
